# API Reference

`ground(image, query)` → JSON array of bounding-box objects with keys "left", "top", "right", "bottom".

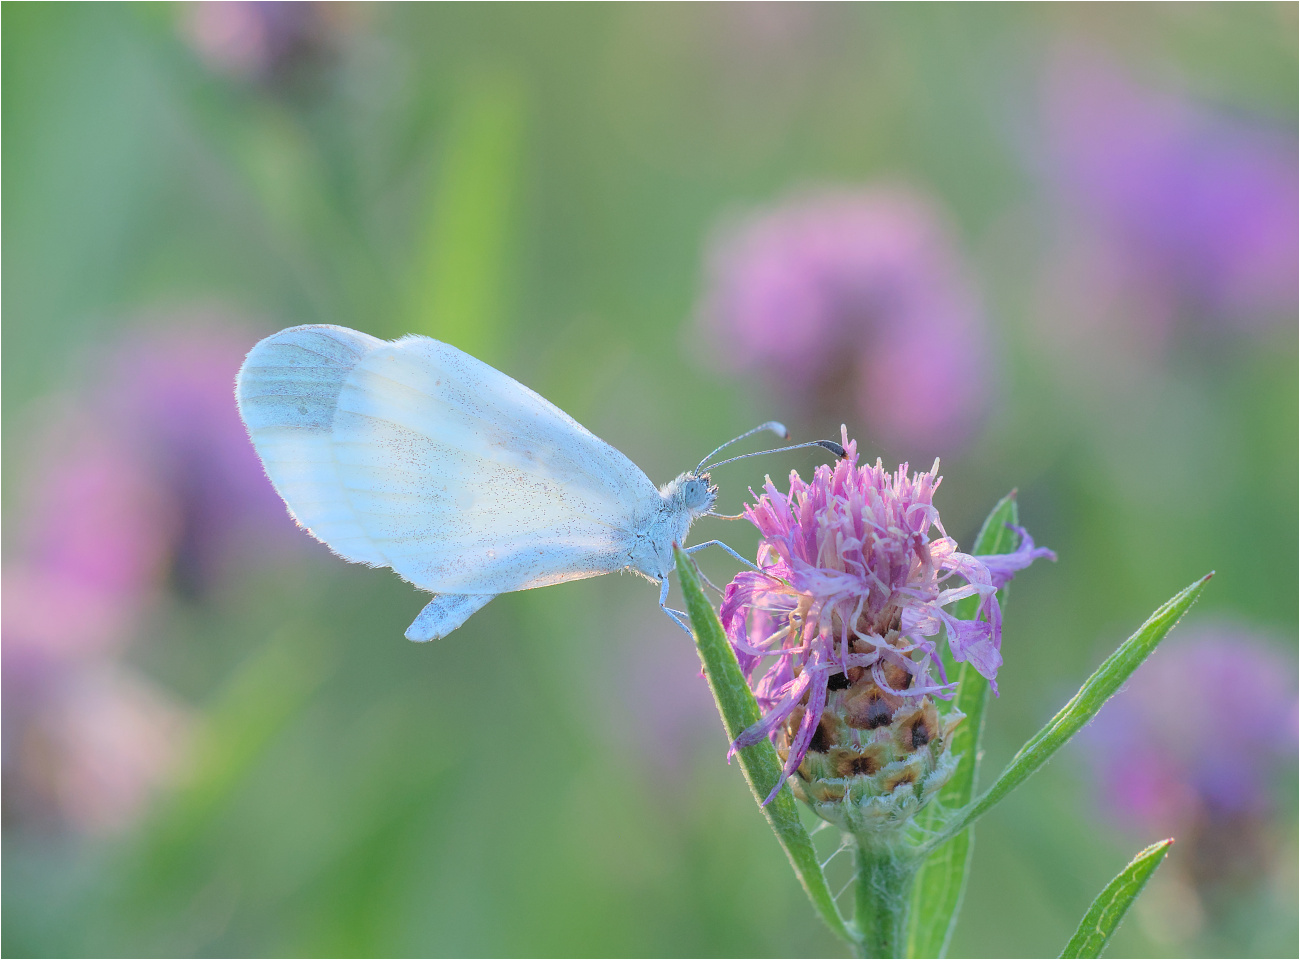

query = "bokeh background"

[{"left": 4, "top": 4, "right": 1296, "bottom": 957}]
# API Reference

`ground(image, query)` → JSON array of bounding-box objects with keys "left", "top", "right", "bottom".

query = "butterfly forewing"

[{"left": 236, "top": 325, "right": 388, "bottom": 566}]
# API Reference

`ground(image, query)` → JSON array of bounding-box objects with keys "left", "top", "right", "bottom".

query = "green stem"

[
  {"left": 853, "top": 837, "right": 917, "bottom": 959},
  {"left": 673, "top": 546, "right": 856, "bottom": 947}
]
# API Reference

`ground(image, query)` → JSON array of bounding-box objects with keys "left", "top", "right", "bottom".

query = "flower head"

[
  {"left": 1077, "top": 625, "right": 1297, "bottom": 900},
  {"left": 1043, "top": 50, "right": 1298, "bottom": 329},
  {"left": 102, "top": 322, "right": 304, "bottom": 595},
  {"left": 1080, "top": 625, "right": 1297, "bottom": 828},
  {"left": 721, "top": 429, "right": 1053, "bottom": 808},
  {"left": 698, "top": 187, "right": 990, "bottom": 454},
  {"left": 180, "top": 1, "right": 355, "bottom": 93},
  {"left": 2, "top": 313, "right": 303, "bottom": 834}
]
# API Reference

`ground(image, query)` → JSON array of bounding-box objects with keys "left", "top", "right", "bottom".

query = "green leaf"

[
  {"left": 674, "top": 546, "right": 855, "bottom": 947},
  {"left": 930, "top": 573, "right": 1212, "bottom": 849},
  {"left": 907, "top": 491, "right": 1020, "bottom": 958},
  {"left": 1060, "top": 839, "right": 1174, "bottom": 958},
  {"left": 408, "top": 69, "right": 525, "bottom": 361}
]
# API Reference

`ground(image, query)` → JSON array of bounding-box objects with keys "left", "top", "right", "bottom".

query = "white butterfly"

[{"left": 235, "top": 325, "right": 841, "bottom": 641}]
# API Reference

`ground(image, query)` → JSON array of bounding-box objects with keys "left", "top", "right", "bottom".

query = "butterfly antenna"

[
  {"left": 701, "top": 439, "right": 847, "bottom": 474},
  {"left": 694, "top": 421, "right": 789, "bottom": 476}
]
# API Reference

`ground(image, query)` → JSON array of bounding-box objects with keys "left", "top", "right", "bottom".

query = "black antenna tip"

[{"left": 817, "top": 440, "right": 847, "bottom": 459}]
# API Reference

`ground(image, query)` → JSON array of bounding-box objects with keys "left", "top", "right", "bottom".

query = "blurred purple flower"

[
  {"left": 1043, "top": 51, "right": 1298, "bottom": 331},
  {"left": 7, "top": 665, "right": 193, "bottom": 837},
  {"left": 180, "top": 2, "right": 355, "bottom": 91},
  {"left": 100, "top": 322, "right": 304, "bottom": 596},
  {"left": 5, "top": 417, "right": 172, "bottom": 672},
  {"left": 697, "top": 187, "right": 990, "bottom": 454},
  {"left": 1079, "top": 624, "right": 1297, "bottom": 906},
  {"left": 721, "top": 429, "right": 1053, "bottom": 802},
  {"left": 3, "top": 312, "right": 304, "bottom": 834},
  {"left": 1080, "top": 626, "right": 1297, "bottom": 829}
]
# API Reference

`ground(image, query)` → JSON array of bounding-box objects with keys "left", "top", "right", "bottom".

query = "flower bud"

[{"left": 778, "top": 645, "right": 963, "bottom": 832}]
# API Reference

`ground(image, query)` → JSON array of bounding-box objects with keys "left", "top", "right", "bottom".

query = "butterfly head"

[{"left": 663, "top": 472, "right": 719, "bottom": 520}]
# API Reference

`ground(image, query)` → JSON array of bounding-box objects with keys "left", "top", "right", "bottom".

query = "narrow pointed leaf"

[
  {"left": 931, "top": 573, "right": 1212, "bottom": 848},
  {"left": 409, "top": 69, "right": 524, "bottom": 360},
  {"left": 1060, "top": 839, "right": 1174, "bottom": 958},
  {"left": 907, "top": 492, "right": 1020, "bottom": 958},
  {"left": 675, "top": 546, "right": 854, "bottom": 946}
]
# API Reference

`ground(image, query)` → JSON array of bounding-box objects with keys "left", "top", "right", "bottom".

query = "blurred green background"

[{"left": 3, "top": 4, "right": 1296, "bottom": 957}]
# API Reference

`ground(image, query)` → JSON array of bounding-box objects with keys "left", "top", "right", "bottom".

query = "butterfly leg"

[
  {"left": 658, "top": 576, "right": 693, "bottom": 637},
  {"left": 695, "top": 567, "right": 726, "bottom": 596},
  {"left": 684, "top": 539, "right": 763, "bottom": 573}
]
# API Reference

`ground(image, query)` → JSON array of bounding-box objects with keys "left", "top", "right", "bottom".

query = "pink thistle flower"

[
  {"left": 1042, "top": 50, "right": 1298, "bottom": 332},
  {"left": 697, "top": 187, "right": 990, "bottom": 454},
  {"left": 15, "top": 665, "right": 194, "bottom": 837},
  {"left": 1079, "top": 625, "right": 1297, "bottom": 828},
  {"left": 2, "top": 312, "right": 304, "bottom": 835},
  {"left": 1077, "top": 625, "right": 1297, "bottom": 901},
  {"left": 179, "top": 1, "right": 357, "bottom": 92},
  {"left": 721, "top": 429, "right": 1053, "bottom": 806}
]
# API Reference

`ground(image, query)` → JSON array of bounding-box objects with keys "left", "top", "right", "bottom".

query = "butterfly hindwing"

[
  {"left": 330, "top": 335, "right": 662, "bottom": 593},
  {"left": 405, "top": 593, "right": 498, "bottom": 642}
]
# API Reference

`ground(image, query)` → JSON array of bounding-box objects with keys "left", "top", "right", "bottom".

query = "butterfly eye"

[{"left": 680, "top": 479, "right": 714, "bottom": 511}]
